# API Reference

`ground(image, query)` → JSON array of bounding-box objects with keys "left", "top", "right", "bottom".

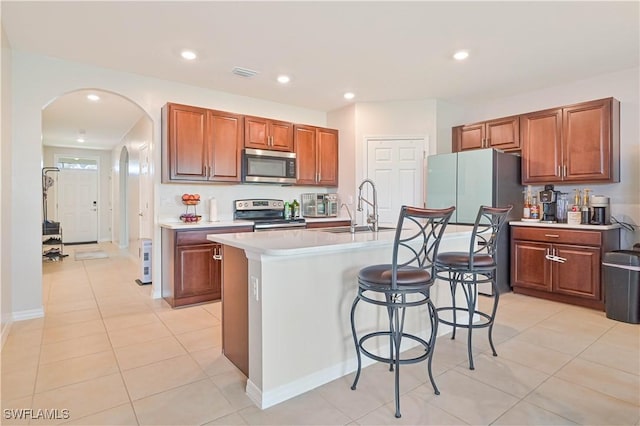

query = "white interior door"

[
  {"left": 57, "top": 169, "right": 98, "bottom": 243},
  {"left": 366, "top": 138, "right": 426, "bottom": 224}
]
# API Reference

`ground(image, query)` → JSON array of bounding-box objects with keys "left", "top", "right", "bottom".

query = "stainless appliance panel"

[
  {"left": 426, "top": 148, "right": 522, "bottom": 295},
  {"left": 242, "top": 149, "right": 296, "bottom": 184}
]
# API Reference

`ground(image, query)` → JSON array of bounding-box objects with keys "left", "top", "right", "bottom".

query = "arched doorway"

[{"left": 41, "top": 88, "right": 153, "bottom": 274}]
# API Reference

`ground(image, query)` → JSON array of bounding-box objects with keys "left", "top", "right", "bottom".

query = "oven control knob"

[
  {"left": 277, "top": 201, "right": 283, "bottom": 207},
  {"left": 243, "top": 202, "right": 248, "bottom": 207}
]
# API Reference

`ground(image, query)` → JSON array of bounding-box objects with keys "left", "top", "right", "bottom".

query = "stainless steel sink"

[{"left": 318, "top": 225, "right": 396, "bottom": 234}]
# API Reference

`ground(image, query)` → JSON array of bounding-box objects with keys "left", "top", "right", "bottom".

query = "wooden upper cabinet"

[
  {"left": 563, "top": 98, "right": 618, "bottom": 182},
  {"left": 162, "top": 103, "right": 242, "bottom": 183},
  {"left": 163, "top": 103, "right": 208, "bottom": 181},
  {"left": 208, "top": 110, "right": 243, "bottom": 182},
  {"left": 294, "top": 125, "right": 318, "bottom": 185},
  {"left": 486, "top": 116, "right": 520, "bottom": 150},
  {"left": 453, "top": 116, "right": 519, "bottom": 152},
  {"left": 521, "top": 108, "right": 563, "bottom": 183},
  {"left": 454, "top": 123, "right": 484, "bottom": 151},
  {"left": 317, "top": 128, "right": 339, "bottom": 186},
  {"left": 294, "top": 125, "right": 338, "bottom": 187},
  {"left": 522, "top": 98, "right": 620, "bottom": 184},
  {"left": 244, "top": 116, "right": 294, "bottom": 152}
]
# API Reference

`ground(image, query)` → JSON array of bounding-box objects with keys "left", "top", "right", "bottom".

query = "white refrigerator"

[{"left": 426, "top": 148, "right": 522, "bottom": 294}]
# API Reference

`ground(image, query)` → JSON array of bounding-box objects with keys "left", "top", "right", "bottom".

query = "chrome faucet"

[
  {"left": 341, "top": 203, "right": 357, "bottom": 234},
  {"left": 357, "top": 178, "right": 379, "bottom": 232}
]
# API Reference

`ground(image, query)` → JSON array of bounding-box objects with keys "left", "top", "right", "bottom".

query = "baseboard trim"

[
  {"left": 0, "top": 320, "right": 12, "bottom": 350},
  {"left": 12, "top": 307, "right": 45, "bottom": 322}
]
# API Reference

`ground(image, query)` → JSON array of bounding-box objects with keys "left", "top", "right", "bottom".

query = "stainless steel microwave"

[{"left": 242, "top": 148, "right": 297, "bottom": 184}]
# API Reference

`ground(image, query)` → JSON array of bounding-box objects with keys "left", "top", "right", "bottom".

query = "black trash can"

[{"left": 603, "top": 250, "right": 640, "bottom": 324}]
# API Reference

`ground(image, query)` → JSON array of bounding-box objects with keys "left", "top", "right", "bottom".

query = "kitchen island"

[{"left": 208, "top": 225, "right": 475, "bottom": 409}]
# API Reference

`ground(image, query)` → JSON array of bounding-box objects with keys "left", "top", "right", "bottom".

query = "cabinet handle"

[
  {"left": 544, "top": 234, "right": 560, "bottom": 238},
  {"left": 213, "top": 247, "right": 222, "bottom": 261},
  {"left": 485, "top": 137, "right": 490, "bottom": 147},
  {"left": 557, "top": 165, "right": 561, "bottom": 177},
  {"left": 563, "top": 165, "right": 567, "bottom": 177}
]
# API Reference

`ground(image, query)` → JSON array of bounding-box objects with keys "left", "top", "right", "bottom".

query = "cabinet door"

[
  {"left": 165, "top": 104, "right": 208, "bottom": 181},
  {"left": 208, "top": 110, "right": 242, "bottom": 182},
  {"left": 552, "top": 244, "right": 600, "bottom": 300},
  {"left": 521, "top": 108, "right": 562, "bottom": 184},
  {"left": 512, "top": 240, "right": 551, "bottom": 291},
  {"left": 176, "top": 244, "right": 220, "bottom": 300},
  {"left": 244, "top": 117, "right": 293, "bottom": 151},
  {"left": 486, "top": 116, "right": 519, "bottom": 151},
  {"left": 294, "top": 125, "right": 318, "bottom": 185},
  {"left": 317, "top": 128, "right": 339, "bottom": 186},
  {"left": 269, "top": 120, "right": 294, "bottom": 151},
  {"left": 244, "top": 116, "right": 269, "bottom": 149},
  {"left": 457, "top": 123, "right": 485, "bottom": 151},
  {"left": 563, "top": 98, "right": 616, "bottom": 182}
]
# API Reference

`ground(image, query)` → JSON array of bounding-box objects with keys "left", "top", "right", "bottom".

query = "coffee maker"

[
  {"left": 539, "top": 184, "right": 560, "bottom": 222},
  {"left": 590, "top": 195, "right": 610, "bottom": 225}
]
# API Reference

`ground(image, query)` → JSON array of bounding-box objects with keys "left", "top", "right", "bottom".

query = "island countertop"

[
  {"left": 207, "top": 224, "right": 475, "bottom": 256},
  {"left": 510, "top": 221, "right": 620, "bottom": 231},
  {"left": 209, "top": 223, "right": 477, "bottom": 410}
]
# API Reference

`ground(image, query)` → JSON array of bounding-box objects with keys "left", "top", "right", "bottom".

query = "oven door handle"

[{"left": 253, "top": 222, "right": 307, "bottom": 231}]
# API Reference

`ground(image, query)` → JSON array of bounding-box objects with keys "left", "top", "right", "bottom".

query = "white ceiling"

[{"left": 3, "top": 1, "right": 639, "bottom": 150}]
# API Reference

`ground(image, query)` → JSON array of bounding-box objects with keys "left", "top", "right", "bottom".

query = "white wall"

[
  {"left": 9, "top": 50, "right": 328, "bottom": 316},
  {"left": 456, "top": 68, "right": 640, "bottom": 248},
  {"left": 111, "top": 117, "right": 152, "bottom": 258},
  {"left": 1, "top": 24, "right": 13, "bottom": 342}
]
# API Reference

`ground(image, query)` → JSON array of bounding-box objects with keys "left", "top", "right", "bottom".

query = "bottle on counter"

[
  {"left": 284, "top": 201, "right": 292, "bottom": 220},
  {"left": 581, "top": 188, "right": 592, "bottom": 224},
  {"left": 522, "top": 191, "right": 531, "bottom": 219},
  {"left": 291, "top": 199, "right": 300, "bottom": 218},
  {"left": 530, "top": 195, "right": 540, "bottom": 220}
]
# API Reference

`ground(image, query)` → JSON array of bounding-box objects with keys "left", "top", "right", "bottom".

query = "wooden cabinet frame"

[{"left": 511, "top": 226, "right": 619, "bottom": 310}]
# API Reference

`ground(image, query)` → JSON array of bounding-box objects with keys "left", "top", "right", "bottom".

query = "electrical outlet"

[{"left": 251, "top": 276, "right": 259, "bottom": 301}]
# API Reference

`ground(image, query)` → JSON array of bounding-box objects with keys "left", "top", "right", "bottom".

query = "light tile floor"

[{"left": 2, "top": 242, "right": 639, "bottom": 425}]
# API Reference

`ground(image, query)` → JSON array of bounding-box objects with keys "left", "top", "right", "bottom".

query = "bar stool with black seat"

[
  {"left": 434, "top": 205, "right": 512, "bottom": 371},
  {"left": 350, "top": 205, "right": 455, "bottom": 418}
]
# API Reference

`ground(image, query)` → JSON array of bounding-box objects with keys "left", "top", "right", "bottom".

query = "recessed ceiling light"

[
  {"left": 277, "top": 75, "right": 291, "bottom": 84},
  {"left": 453, "top": 50, "right": 469, "bottom": 61},
  {"left": 181, "top": 50, "right": 197, "bottom": 60},
  {"left": 86, "top": 94, "right": 100, "bottom": 102},
  {"left": 343, "top": 92, "right": 355, "bottom": 100}
]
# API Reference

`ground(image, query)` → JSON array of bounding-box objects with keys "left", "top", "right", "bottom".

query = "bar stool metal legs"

[
  {"left": 435, "top": 205, "right": 512, "bottom": 371},
  {"left": 348, "top": 205, "right": 454, "bottom": 418},
  {"left": 350, "top": 291, "right": 440, "bottom": 417}
]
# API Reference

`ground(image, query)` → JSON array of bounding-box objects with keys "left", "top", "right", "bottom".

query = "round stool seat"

[
  {"left": 359, "top": 264, "right": 431, "bottom": 287},
  {"left": 436, "top": 252, "right": 494, "bottom": 268}
]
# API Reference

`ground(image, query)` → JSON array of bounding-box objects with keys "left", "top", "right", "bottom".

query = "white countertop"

[
  {"left": 160, "top": 216, "right": 351, "bottom": 230},
  {"left": 510, "top": 221, "right": 620, "bottom": 231},
  {"left": 207, "top": 224, "right": 474, "bottom": 256},
  {"left": 159, "top": 220, "right": 254, "bottom": 230}
]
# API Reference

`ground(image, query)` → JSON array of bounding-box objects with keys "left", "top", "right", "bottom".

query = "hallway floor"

[{"left": 1, "top": 243, "right": 639, "bottom": 425}]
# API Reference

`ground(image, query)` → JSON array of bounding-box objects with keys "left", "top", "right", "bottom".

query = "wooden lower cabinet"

[
  {"left": 162, "top": 226, "right": 252, "bottom": 308},
  {"left": 511, "top": 226, "right": 619, "bottom": 310}
]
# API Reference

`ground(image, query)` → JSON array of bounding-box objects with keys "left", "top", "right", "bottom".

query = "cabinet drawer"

[
  {"left": 512, "top": 226, "right": 601, "bottom": 246},
  {"left": 176, "top": 226, "right": 253, "bottom": 246}
]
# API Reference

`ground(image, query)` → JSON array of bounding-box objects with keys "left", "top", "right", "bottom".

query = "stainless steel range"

[{"left": 234, "top": 199, "right": 306, "bottom": 231}]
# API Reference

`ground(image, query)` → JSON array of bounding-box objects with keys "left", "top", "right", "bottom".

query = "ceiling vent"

[{"left": 232, "top": 67, "right": 259, "bottom": 78}]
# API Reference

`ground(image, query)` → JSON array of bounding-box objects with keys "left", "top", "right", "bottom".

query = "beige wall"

[{"left": 1, "top": 24, "right": 13, "bottom": 341}]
